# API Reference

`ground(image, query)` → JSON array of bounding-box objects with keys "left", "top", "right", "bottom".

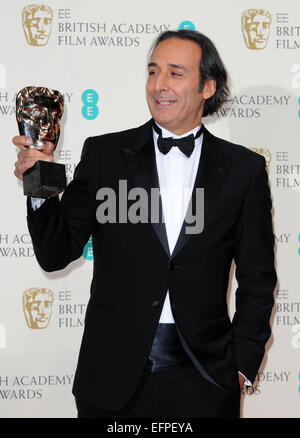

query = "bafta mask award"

[{"left": 16, "top": 86, "right": 66, "bottom": 198}]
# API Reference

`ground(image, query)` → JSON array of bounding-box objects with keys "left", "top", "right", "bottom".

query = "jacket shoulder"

[
  {"left": 205, "top": 127, "right": 266, "bottom": 166},
  {"left": 84, "top": 120, "right": 152, "bottom": 149}
]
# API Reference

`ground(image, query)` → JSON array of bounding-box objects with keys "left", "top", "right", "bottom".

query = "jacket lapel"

[
  {"left": 122, "top": 120, "right": 170, "bottom": 257},
  {"left": 170, "top": 126, "right": 232, "bottom": 259}
]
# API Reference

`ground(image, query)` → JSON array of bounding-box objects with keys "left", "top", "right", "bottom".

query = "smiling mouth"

[{"left": 154, "top": 99, "right": 176, "bottom": 107}]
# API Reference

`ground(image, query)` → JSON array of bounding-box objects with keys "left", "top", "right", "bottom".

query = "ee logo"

[
  {"left": 179, "top": 21, "right": 195, "bottom": 30},
  {"left": 81, "top": 89, "right": 99, "bottom": 120},
  {"left": 83, "top": 236, "right": 93, "bottom": 261}
]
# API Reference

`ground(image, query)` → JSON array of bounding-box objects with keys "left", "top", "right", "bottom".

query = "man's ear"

[{"left": 202, "top": 79, "right": 216, "bottom": 100}]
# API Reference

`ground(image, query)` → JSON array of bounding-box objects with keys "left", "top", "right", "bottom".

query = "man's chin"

[
  {"left": 150, "top": 110, "right": 176, "bottom": 127},
  {"left": 152, "top": 117, "right": 173, "bottom": 130}
]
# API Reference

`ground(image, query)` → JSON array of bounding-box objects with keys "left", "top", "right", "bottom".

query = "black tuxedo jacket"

[{"left": 27, "top": 119, "right": 277, "bottom": 411}]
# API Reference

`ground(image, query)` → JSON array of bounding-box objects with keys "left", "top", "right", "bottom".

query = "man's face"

[
  {"left": 243, "top": 14, "right": 271, "bottom": 49},
  {"left": 24, "top": 292, "right": 53, "bottom": 329},
  {"left": 25, "top": 10, "right": 52, "bottom": 46},
  {"left": 146, "top": 37, "right": 213, "bottom": 135}
]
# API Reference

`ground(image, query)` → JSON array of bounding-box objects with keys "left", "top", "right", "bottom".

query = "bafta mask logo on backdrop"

[
  {"left": 22, "top": 4, "right": 53, "bottom": 46},
  {"left": 23, "top": 288, "right": 54, "bottom": 329},
  {"left": 241, "top": 9, "right": 272, "bottom": 50},
  {"left": 249, "top": 148, "right": 272, "bottom": 169}
]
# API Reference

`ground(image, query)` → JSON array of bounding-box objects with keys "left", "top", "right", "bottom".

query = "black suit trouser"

[{"left": 76, "top": 364, "right": 240, "bottom": 418}]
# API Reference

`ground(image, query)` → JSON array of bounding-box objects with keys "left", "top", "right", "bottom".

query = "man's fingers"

[
  {"left": 42, "top": 141, "right": 55, "bottom": 155},
  {"left": 238, "top": 373, "right": 245, "bottom": 391},
  {"left": 12, "top": 136, "right": 54, "bottom": 157},
  {"left": 14, "top": 149, "right": 54, "bottom": 181},
  {"left": 14, "top": 158, "right": 35, "bottom": 180},
  {"left": 12, "top": 135, "right": 55, "bottom": 181},
  {"left": 17, "top": 149, "right": 53, "bottom": 161},
  {"left": 12, "top": 135, "right": 33, "bottom": 148}
]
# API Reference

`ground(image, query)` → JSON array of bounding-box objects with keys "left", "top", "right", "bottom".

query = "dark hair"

[{"left": 150, "top": 29, "right": 230, "bottom": 117}]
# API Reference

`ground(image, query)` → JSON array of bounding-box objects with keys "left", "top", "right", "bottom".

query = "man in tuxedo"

[{"left": 13, "top": 29, "right": 277, "bottom": 418}]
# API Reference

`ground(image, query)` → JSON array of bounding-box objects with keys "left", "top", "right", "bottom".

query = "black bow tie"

[{"left": 153, "top": 123, "right": 203, "bottom": 158}]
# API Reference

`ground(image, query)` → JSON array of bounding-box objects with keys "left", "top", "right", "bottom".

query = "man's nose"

[{"left": 154, "top": 72, "right": 170, "bottom": 92}]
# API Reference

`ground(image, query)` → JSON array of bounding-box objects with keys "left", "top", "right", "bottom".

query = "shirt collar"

[{"left": 154, "top": 121, "right": 202, "bottom": 139}]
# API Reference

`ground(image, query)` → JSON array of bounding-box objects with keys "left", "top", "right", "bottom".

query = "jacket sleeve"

[
  {"left": 232, "top": 155, "right": 277, "bottom": 384},
  {"left": 27, "top": 137, "right": 100, "bottom": 272}
]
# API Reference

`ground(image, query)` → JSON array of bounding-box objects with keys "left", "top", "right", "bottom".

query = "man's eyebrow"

[
  {"left": 147, "top": 62, "right": 187, "bottom": 70},
  {"left": 168, "top": 63, "right": 186, "bottom": 70},
  {"left": 148, "top": 62, "right": 157, "bottom": 68}
]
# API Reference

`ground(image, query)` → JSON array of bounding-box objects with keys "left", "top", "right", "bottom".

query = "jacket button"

[
  {"left": 168, "top": 261, "right": 176, "bottom": 271},
  {"left": 152, "top": 300, "right": 160, "bottom": 307}
]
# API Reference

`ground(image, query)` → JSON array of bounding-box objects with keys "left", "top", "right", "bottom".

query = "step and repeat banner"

[{"left": 0, "top": 0, "right": 299, "bottom": 418}]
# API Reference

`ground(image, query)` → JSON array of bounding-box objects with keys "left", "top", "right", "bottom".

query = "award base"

[{"left": 23, "top": 160, "right": 66, "bottom": 198}]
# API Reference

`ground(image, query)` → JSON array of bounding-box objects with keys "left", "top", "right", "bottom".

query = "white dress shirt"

[{"left": 152, "top": 122, "right": 203, "bottom": 324}]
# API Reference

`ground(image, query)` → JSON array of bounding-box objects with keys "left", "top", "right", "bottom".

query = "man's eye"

[
  {"left": 171, "top": 72, "right": 181, "bottom": 77},
  {"left": 148, "top": 71, "right": 156, "bottom": 76}
]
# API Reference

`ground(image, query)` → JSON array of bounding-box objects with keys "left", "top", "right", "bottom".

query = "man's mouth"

[{"left": 154, "top": 99, "right": 176, "bottom": 107}]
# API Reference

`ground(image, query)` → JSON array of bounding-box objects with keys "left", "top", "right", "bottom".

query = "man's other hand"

[{"left": 238, "top": 372, "right": 246, "bottom": 391}]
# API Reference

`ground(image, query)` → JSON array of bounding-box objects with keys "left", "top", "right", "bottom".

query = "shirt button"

[{"left": 152, "top": 301, "right": 160, "bottom": 307}]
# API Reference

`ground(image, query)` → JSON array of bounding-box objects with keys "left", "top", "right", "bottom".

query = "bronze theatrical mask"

[
  {"left": 16, "top": 86, "right": 66, "bottom": 198},
  {"left": 16, "top": 86, "right": 64, "bottom": 150}
]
